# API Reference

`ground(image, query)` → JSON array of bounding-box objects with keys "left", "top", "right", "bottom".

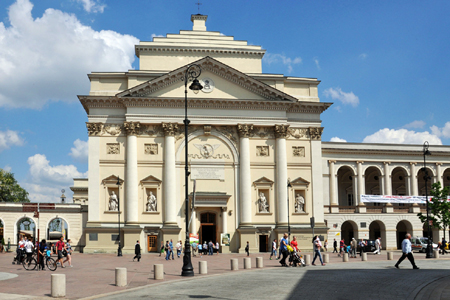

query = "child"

[{"left": 46, "top": 246, "right": 51, "bottom": 258}]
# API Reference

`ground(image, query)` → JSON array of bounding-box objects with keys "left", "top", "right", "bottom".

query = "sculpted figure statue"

[
  {"left": 109, "top": 191, "right": 118, "bottom": 211},
  {"left": 295, "top": 194, "right": 305, "bottom": 212},
  {"left": 258, "top": 192, "right": 269, "bottom": 213},
  {"left": 146, "top": 191, "right": 157, "bottom": 212}
]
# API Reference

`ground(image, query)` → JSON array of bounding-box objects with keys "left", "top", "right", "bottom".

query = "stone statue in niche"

[
  {"left": 258, "top": 192, "right": 269, "bottom": 213},
  {"left": 295, "top": 194, "right": 305, "bottom": 212},
  {"left": 146, "top": 191, "right": 157, "bottom": 212},
  {"left": 109, "top": 191, "right": 118, "bottom": 211}
]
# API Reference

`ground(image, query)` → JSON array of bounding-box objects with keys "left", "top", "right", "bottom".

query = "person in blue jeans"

[
  {"left": 311, "top": 235, "right": 325, "bottom": 266},
  {"left": 279, "top": 233, "right": 289, "bottom": 267},
  {"left": 169, "top": 239, "right": 174, "bottom": 260},
  {"left": 165, "top": 241, "right": 170, "bottom": 260},
  {"left": 208, "top": 241, "right": 214, "bottom": 255}
]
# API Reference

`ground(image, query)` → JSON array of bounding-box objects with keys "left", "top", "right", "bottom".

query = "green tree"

[
  {"left": 0, "top": 169, "right": 30, "bottom": 203},
  {"left": 417, "top": 182, "right": 450, "bottom": 240}
]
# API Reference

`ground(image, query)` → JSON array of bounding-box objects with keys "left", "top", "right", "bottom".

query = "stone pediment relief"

[
  {"left": 253, "top": 177, "right": 274, "bottom": 188},
  {"left": 290, "top": 177, "right": 310, "bottom": 187},
  {"left": 140, "top": 175, "right": 162, "bottom": 187},
  {"left": 102, "top": 175, "right": 124, "bottom": 186},
  {"left": 116, "top": 57, "right": 298, "bottom": 102}
]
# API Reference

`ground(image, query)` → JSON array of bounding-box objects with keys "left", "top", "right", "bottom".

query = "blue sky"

[{"left": 0, "top": 0, "right": 449, "bottom": 202}]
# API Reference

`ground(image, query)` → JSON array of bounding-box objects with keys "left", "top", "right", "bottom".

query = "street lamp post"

[
  {"left": 116, "top": 177, "right": 122, "bottom": 257},
  {"left": 181, "top": 64, "right": 203, "bottom": 277},
  {"left": 287, "top": 180, "right": 292, "bottom": 239},
  {"left": 423, "top": 141, "right": 433, "bottom": 259}
]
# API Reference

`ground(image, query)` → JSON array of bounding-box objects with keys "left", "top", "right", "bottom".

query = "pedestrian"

[
  {"left": 169, "top": 239, "right": 174, "bottom": 260},
  {"left": 270, "top": 239, "right": 278, "bottom": 260},
  {"left": 133, "top": 240, "right": 141, "bottom": 262},
  {"left": 339, "top": 238, "right": 345, "bottom": 257},
  {"left": 311, "top": 236, "right": 325, "bottom": 266},
  {"left": 245, "top": 241, "right": 250, "bottom": 256},
  {"left": 164, "top": 241, "right": 170, "bottom": 260},
  {"left": 395, "top": 233, "right": 419, "bottom": 269},
  {"left": 373, "top": 237, "right": 381, "bottom": 255},
  {"left": 359, "top": 239, "right": 366, "bottom": 256},
  {"left": 333, "top": 239, "right": 338, "bottom": 253},
  {"left": 216, "top": 241, "right": 220, "bottom": 254},
  {"left": 324, "top": 239, "right": 328, "bottom": 252},
  {"left": 350, "top": 238, "right": 357, "bottom": 258},
  {"left": 55, "top": 236, "right": 66, "bottom": 268},
  {"left": 441, "top": 237, "right": 448, "bottom": 255},
  {"left": 192, "top": 241, "right": 197, "bottom": 257},
  {"left": 203, "top": 241, "right": 208, "bottom": 255},
  {"left": 24, "top": 237, "right": 34, "bottom": 263},
  {"left": 63, "top": 239, "right": 73, "bottom": 267},
  {"left": 176, "top": 240, "right": 182, "bottom": 258},
  {"left": 289, "top": 236, "right": 298, "bottom": 266},
  {"left": 198, "top": 242, "right": 203, "bottom": 257},
  {"left": 38, "top": 239, "right": 47, "bottom": 270},
  {"left": 279, "top": 233, "right": 289, "bottom": 267},
  {"left": 159, "top": 241, "right": 164, "bottom": 257},
  {"left": 208, "top": 240, "right": 214, "bottom": 255}
]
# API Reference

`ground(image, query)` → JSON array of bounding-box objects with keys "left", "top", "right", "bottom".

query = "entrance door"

[
  {"left": 200, "top": 213, "right": 216, "bottom": 244},
  {"left": 147, "top": 235, "right": 157, "bottom": 252},
  {"left": 259, "top": 235, "right": 268, "bottom": 252}
]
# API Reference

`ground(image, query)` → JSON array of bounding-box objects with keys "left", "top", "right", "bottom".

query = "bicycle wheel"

[
  {"left": 46, "top": 257, "right": 57, "bottom": 271},
  {"left": 23, "top": 258, "right": 37, "bottom": 271}
]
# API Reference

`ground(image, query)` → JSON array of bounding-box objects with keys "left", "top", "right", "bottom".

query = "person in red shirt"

[
  {"left": 289, "top": 236, "right": 299, "bottom": 266},
  {"left": 55, "top": 236, "right": 66, "bottom": 268}
]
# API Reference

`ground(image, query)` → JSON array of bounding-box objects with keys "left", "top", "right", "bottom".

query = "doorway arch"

[
  {"left": 337, "top": 166, "right": 356, "bottom": 206},
  {"left": 341, "top": 220, "right": 358, "bottom": 245},
  {"left": 47, "top": 217, "right": 69, "bottom": 241},
  {"left": 369, "top": 220, "right": 386, "bottom": 248},
  {"left": 200, "top": 212, "right": 217, "bottom": 245},
  {"left": 396, "top": 220, "right": 413, "bottom": 249},
  {"left": 16, "top": 217, "right": 36, "bottom": 242}
]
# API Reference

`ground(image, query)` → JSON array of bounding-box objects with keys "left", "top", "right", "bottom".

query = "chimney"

[{"left": 191, "top": 14, "right": 208, "bottom": 31}]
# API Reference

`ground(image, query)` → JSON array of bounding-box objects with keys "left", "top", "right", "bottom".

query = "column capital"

[
  {"left": 309, "top": 127, "right": 324, "bottom": 140},
  {"left": 436, "top": 162, "right": 443, "bottom": 166},
  {"left": 124, "top": 121, "right": 141, "bottom": 135},
  {"left": 237, "top": 124, "right": 254, "bottom": 138},
  {"left": 162, "top": 122, "right": 179, "bottom": 136},
  {"left": 356, "top": 161, "right": 364, "bottom": 164},
  {"left": 86, "top": 122, "right": 104, "bottom": 136},
  {"left": 274, "top": 124, "right": 290, "bottom": 138},
  {"left": 328, "top": 160, "right": 336, "bottom": 164},
  {"left": 383, "top": 161, "right": 391, "bottom": 165},
  {"left": 410, "top": 162, "right": 417, "bottom": 166}
]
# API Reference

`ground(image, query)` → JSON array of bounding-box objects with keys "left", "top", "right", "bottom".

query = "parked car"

[
  {"left": 410, "top": 237, "right": 438, "bottom": 253},
  {"left": 358, "top": 240, "right": 376, "bottom": 252}
]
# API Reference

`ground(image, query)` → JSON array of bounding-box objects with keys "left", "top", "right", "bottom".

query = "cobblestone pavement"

[{"left": 0, "top": 250, "right": 448, "bottom": 299}]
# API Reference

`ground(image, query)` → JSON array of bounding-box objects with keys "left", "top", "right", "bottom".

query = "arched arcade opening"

[
  {"left": 341, "top": 220, "right": 358, "bottom": 245},
  {"left": 369, "top": 220, "right": 386, "bottom": 249},
  {"left": 396, "top": 220, "right": 413, "bottom": 249}
]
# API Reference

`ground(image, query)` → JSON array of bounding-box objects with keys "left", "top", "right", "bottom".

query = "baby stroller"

[{"left": 287, "top": 245, "right": 305, "bottom": 267}]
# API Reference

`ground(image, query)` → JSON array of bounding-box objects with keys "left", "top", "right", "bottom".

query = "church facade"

[{"left": 74, "top": 15, "right": 450, "bottom": 254}]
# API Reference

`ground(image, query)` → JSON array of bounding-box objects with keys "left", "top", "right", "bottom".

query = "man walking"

[
  {"left": 270, "top": 239, "right": 278, "bottom": 260},
  {"left": 395, "top": 233, "right": 419, "bottom": 269},
  {"left": 373, "top": 237, "right": 381, "bottom": 255},
  {"left": 55, "top": 236, "right": 66, "bottom": 268},
  {"left": 133, "top": 240, "right": 141, "bottom": 262},
  {"left": 350, "top": 238, "right": 357, "bottom": 258},
  {"left": 441, "top": 237, "right": 448, "bottom": 255},
  {"left": 169, "top": 239, "right": 174, "bottom": 260},
  {"left": 359, "top": 239, "right": 366, "bottom": 257},
  {"left": 279, "top": 233, "right": 289, "bottom": 267},
  {"left": 333, "top": 239, "right": 338, "bottom": 253}
]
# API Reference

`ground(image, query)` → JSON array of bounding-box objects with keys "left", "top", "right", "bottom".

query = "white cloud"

[
  {"left": 429, "top": 122, "right": 450, "bottom": 138},
  {"left": 362, "top": 128, "right": 442, "bottom": 145},
  {"left": 25, "top": 153, "right": 87, "bottom": 202},
  {"left": 3, "top": 165, "right": 12, "bottom": 172},
  {"left": 330, "top": 137, "right": 347, "bottom": 143},
  {"left": 69, "top": 139, "right": 88, "bottom": 162},
  {"left": 0, "top": 129, "right": 24, "bottom": 152},
  {"left": 359, "top": 53, "right": 368, "bottom": 60},
  {"left": 263, "top": 53, "right": 302, "bottom": 73},
  {"left": 75, "top": 0, "right": 105, "bottom": 13},
  {"left": 314, "top": 57, "right": 320, "bottom": 70},
  {"left": 0, "top": 0, "right": 138, "bottom": 109},
  {"left": 403, "top": 120, "right": 425, "bottom": 129},
  {"left": 323, "top": 87, "right": 360, "bottom": 107}
]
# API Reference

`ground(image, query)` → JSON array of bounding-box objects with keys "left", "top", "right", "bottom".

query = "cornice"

[
  {"left": 321, "top": 148, "right": 450, "bottom": 157},
  {"left": 135, "top": 46, "right": 265, "bottom": 58}
]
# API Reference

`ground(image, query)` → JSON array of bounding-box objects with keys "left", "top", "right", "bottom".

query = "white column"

[
  {"left": 410, "top": 162, "right": 418, "bottom": 196},
  {"left": 124, "top": 122, "right": 139, "bottom": 224},
  {"left": 384, "top": 162, "right": 391, "bottom": 195},
  {"left": 437, "top": 163, "right": 443, "bottom": 186},
  {"left": 238, "top": 124, "right": 253, "bottom": 226},
  {"left": 357, "top": 161, "right": 364, "bottom": 206},
  {"left": 86, "top": 126, "right": 100, "bottom": 222},
  {"left": 222, "top": 207, "right": 227, "bottom": 233},
  {"left": 309, "top": 127, "right": 324, "bottom": 223},
  {"left": 275, "top": 125, "right": 289, "bottom": 226},
  {"left": 162, "top": 123, "right": 178, "bottom": 226},
  {"left": 329, "top": 160, "right": 337, "bottom": 205}
]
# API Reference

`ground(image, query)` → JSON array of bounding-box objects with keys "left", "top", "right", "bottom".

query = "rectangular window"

[
  {"left": 89, "top": 233, "right": 98, "bottom": 241},
  {"left": 360, "top": 222, "right": 367, "bottom": 228},
  {"left": 347, "top": 194, "right": 354, "bottom": 206},
  {"left": 112, "top": 234, "right": 119, "bottom": 241}
]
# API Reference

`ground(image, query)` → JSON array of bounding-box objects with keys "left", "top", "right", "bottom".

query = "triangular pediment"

[
  {"left": 140, "top": 175, "right": 162, "bottom": 185},
  {"left": 253, "top": 176, "right": 274, "bottom": 188},
  {"left": 290, "top": 177, "right": 310, "bottom": 187},
  {"left": 101, "top": 175, "right": 124, "bottom": 186},
  {"left": 116, "top": 56, "right": 298, "bottom": 102}
]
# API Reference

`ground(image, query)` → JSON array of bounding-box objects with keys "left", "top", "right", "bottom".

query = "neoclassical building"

[{"left": 71, "top": 14, "right": 450, "bottom": 253}]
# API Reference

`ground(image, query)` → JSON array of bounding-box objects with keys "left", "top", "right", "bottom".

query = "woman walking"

[
  {"left": 63, "top": 239, "right": 73, "bottom": 267},
  {"left": 311, "top": 236, "right": 325, "bottom": 266}
]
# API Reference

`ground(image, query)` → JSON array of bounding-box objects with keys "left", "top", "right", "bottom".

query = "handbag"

[{"left": 62, "top": 249, "right": 68, "bottom": 256}]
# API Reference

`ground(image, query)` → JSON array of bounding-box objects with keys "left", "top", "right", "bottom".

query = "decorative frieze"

[
  {"left": 254, "top": 127, "right": 274, "bottom": 139},
  {"left": 144, "top": 144, "right": 158, "bottom": 155},
  {"left": 103, "top": 124, "right": 123, "bottom": 136},
  {"left": 140, "top": 124, "right": 164, "bottom": 137},
  {"left": 274, "top": 124, "right": 290, "bottom": 138},
  {"left": 289, "top": 128, "right": 308, "bottom": 139},
  {"left": 309, "top": 127, "right": 324, "bottom": 140},
  {"left": 123, "top": 121, "right": 141, "bottom": 135},
  {"left": 237, "top": 124, "right": 254, "bottom": 138},
  {"left": 86, "top": 122, "right": 104, "bottom": 136},
  {"left": 292, "top": 146, "right": 305, "bottom": 157},
  {"left": 107, "top": 143, "right": 120, "bottom": 154},
  {"left": 256, "top": 146, "right": 269, "bottom": 156},
  {"left": 162, "top": 122, "right": 178, "bottom": 136}
]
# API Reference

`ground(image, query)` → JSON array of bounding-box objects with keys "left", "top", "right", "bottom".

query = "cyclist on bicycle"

[{"left": 38, "top": 239, "right": 47, "bottom": 271}]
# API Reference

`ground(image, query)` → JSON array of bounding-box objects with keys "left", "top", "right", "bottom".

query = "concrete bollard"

[
  {"left": 154, "top": 264, "right": 164, "bottom": 280},
  {"left": 244, "top": 257, "right": 251, "bottom": 269},
  {"left": 199, "top": 261, "right": 207, "bottom": 274},
  {"left": 343, "top": 253, "right": 349, "bottom": 262},
  {"left": 231, "top": 258, "right": 239, "bottom": 270},
  {"left": 434, "top": 250, "right": 440, "bottom": 259},
  {"left": 304, "top": 254, "right": 311, "bottom": 266},
  {"left": 115, "top": 268, "right": 127, "bottom": 287},
  {"left": 361, "top": 253, "right": 367, "bottom": 261},
  {"left": 387, "top": 252, "right": 394, "bottom": 260},
  {"left": 51, "top": 274, "right": 65, "bottom": 298},
  {"left": 256, "top": 257, "right": 263, "bottom": 268},
  {"left": 323, "top": 254, "right": 329, "bottom": 264}
]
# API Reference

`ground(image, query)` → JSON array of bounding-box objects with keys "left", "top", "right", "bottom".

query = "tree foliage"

[
  {"left": 417, "top": 182, "right": 450, "bottom": 238},
  {"left": 0, "top": 169, "right": 30, "bottom": 203}
]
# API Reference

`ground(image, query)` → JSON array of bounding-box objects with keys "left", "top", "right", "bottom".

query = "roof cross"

[{"left": 196, "top": 1, "right": 202, "bottom": 13}]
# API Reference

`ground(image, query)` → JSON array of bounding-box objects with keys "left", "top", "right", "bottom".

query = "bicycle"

[{"left": 23, "top": 250, "right": 57, "bottom": 271}]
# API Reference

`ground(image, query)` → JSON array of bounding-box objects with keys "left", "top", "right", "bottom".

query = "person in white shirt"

[
  {"left": 24, "top": 238, "right": 34, "bottom": 262},
  {"left": 215, "top": 241, "right": 220, "bottom": 255},
  {"left": 395, "top": 233, "right": 419, "bottom": 269},
  {"left": 373, "top": 237, "right": 382, "bottom": 255},
  {"left": 176, "top": 241, "right": 182, "bottom": 258}
]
